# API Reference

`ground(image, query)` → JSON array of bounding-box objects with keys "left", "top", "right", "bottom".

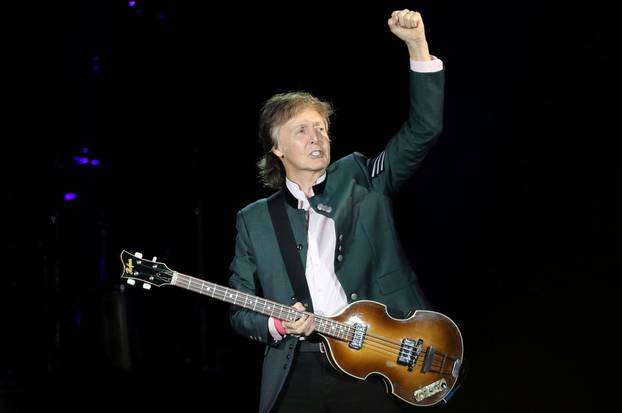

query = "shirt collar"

[{"left": 285, "top": 173, "right": 326, "bottom": 210}]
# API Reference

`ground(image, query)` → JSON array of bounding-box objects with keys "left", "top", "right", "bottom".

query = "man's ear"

[{"left": 272, "top": 145, "right": 284, "bottom": 158}]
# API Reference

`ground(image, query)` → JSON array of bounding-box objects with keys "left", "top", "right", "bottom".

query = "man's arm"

[
  {"left": 228, "top": 210, "right": 273, "bottom": 344},
  {"left": 367, "top": 10, "right": 444, "bottom": 196}
]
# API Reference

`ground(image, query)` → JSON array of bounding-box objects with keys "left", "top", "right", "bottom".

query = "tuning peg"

[
  {"left": 134, "top": 252, "right": 143, "bottom": 259},
  {"left": 127, "top": 279, "right": 136, "bottom": 286},
  {"left": 142, "top": 283, "right": 151, "bottom": 290},
  {"left": 152, "top": 256, "right": 157, "bottom": 261}
]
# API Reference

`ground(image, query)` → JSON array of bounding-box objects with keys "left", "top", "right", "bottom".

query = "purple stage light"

[
  {"left": 72, "top": 151, "right": 101, "bottom": 167},
  {"left": 73, "top": 156, "right": 89, "bottom": 165},
  {"left": 64, "top": 193, "right": 79, "bottom": 202}
]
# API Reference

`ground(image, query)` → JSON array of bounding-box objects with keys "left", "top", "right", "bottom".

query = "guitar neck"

[{"left": 171, "top": 272, "right": 350, "bottom": 339}]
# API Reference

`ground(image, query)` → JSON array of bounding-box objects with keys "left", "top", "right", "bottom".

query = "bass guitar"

[{"left": 120, "top": 250, "right": 464, "bottom": 406}]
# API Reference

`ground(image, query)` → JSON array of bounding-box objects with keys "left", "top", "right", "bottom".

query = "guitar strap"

[{"left": 267, "top": 190, "right": 314, "bottom": 312}]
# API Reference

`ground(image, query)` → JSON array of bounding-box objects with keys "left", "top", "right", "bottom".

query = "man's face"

[{"left": 272, "top": 107, "right": 331, "bottom": 177}]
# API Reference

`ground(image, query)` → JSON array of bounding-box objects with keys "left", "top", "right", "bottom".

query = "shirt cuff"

[
  {"left": 410, "top": 56, "right": 443, "bottom": 73},
  {"left": 268, "top": 317, "right": 284, "bottom": 341}
]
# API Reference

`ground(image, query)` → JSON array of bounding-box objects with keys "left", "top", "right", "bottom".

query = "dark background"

[{"left": 3, "top": 1, "right": 615, "bottom": 412}]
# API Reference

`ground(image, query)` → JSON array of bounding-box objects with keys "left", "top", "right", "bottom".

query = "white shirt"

[
  {"left": 285, "top": 174, "right": 349, "bottom": 318},
  {"left": 268, "top": 57, "right": 444, "bottom": 341}
]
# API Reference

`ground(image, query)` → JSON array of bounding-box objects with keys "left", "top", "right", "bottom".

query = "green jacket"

[{"left": 229, "top": 69, "right": 445, "bottom": 413}]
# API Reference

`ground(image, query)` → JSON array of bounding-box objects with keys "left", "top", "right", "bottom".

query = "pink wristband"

[{"left": 273, "top": 318, "right": 286, "bottom": 335}]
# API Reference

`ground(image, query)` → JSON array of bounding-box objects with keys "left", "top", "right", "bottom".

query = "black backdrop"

[{"left": 3, "top": 1, "right": 615, "bottom": 412}]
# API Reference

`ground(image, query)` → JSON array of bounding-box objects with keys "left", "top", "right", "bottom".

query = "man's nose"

[{"left": 308, "top": 129, "right": 322, "bottom": 143}]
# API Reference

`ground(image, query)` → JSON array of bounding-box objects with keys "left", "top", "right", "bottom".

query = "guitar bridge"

[
  {"left": 398, "top": 338, "right": 423, "bottom": 371},
  {"left": 349, "top": 323, "right": 368, "bottom": 350},
  {"left": 413, "top": 378, "right": 447, "bottom": 402}
]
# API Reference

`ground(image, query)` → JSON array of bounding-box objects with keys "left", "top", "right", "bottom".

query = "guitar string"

[
  {"left": 359, "top": 334, "right": 451, "bottom": 370},
  {"left": 196, "top": 280, "right": 457, "bottom": 367},
  {"left": 354, "top": 340, "right": 450, "bottom": 372},
  {"left": 174, "top": 271, "right": 381, "bottom": 341},
  {"left": 175, "top": 273, "right": 369, "bottom": 343},
  {"left": 358, "top": 334, "right": 458, "bottom": 366},
  {"left": 168, "top": 271, "right": 456, "bottom": 368},
  {"left": 185, "top": 274, "right": 457, "bottom": 370},
  {"left": 140, "top": 268, "right": 456, "bottom": 368},
  {"left": 361, "top": 335, "right": 453, "bottom": 368}
]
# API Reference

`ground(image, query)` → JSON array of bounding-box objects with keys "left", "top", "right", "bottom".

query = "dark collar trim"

[
  {"left": 281, "top": 174, "right": 328, "bottom": 209},
  {"left": 312, "top": 177, "right": 327, "bottom": 195},
  {"left": 282, "top": 186, "right": 299, "bottom": 209}
]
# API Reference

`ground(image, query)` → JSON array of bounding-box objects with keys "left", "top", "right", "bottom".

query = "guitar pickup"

[
  {"left": 398, "top": 338, "right": 423, "bottom": 370},
  {"left": 349, "top": 323, "right": 368, "bottom": 350}
]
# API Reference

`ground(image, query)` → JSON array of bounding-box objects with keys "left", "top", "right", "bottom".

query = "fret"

[{"left": 315, "top": 319, "right": 349, "bottom": 340}]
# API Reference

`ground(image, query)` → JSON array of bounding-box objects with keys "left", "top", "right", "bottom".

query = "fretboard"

[{"left": 171, "top": 271, "right": 352, "bottom": 340}]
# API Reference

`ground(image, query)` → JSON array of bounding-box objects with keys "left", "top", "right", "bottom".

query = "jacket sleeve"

[
  {"left": 228, "top": 210, "right": 272, "bottom": 344},
  {"left": 366, "top": 70, "right": 444, "bottom": 196}
]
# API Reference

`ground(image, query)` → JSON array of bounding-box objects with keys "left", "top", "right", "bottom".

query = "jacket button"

[
  {"left": 338, "top": 234, "right": 343, "bottom": 241},
  {"left": 337, "top": 254, "right": 343, "bottom": 262},
  {"left": 350, "top": 293, "right": 358, "bottom": 301},
  {"left": 291, "top": 296, "right": 297, "bottom": 302},
  {"left": 296, "top": 244, "right": 303, "bottom": 251}
]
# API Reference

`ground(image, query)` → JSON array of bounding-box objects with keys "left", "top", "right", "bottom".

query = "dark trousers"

[{"left": 272, "top": 351, "right": 413, "bottom": 413}]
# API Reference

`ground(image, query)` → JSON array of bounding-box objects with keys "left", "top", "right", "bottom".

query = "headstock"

[{"left": 120, "top": 250, "right": 174, "bottom": 289}]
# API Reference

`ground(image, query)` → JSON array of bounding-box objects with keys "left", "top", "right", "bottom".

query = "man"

[{"left": 229, "top": 9, "right": 444, "bottom": 413}]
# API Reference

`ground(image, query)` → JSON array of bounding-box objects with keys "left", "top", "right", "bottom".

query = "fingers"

[
  {"left": 283, "top": 313, "right": 315, "bottom": 336},
  {"left": 299, "top": 314, "right": 316, "bottom": 336},
  {"left": 283, "top": 302, "right": 316, "bottom": 336},
  {"left": 388, "top": 9, "right": 422, "bottom": 29}
]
